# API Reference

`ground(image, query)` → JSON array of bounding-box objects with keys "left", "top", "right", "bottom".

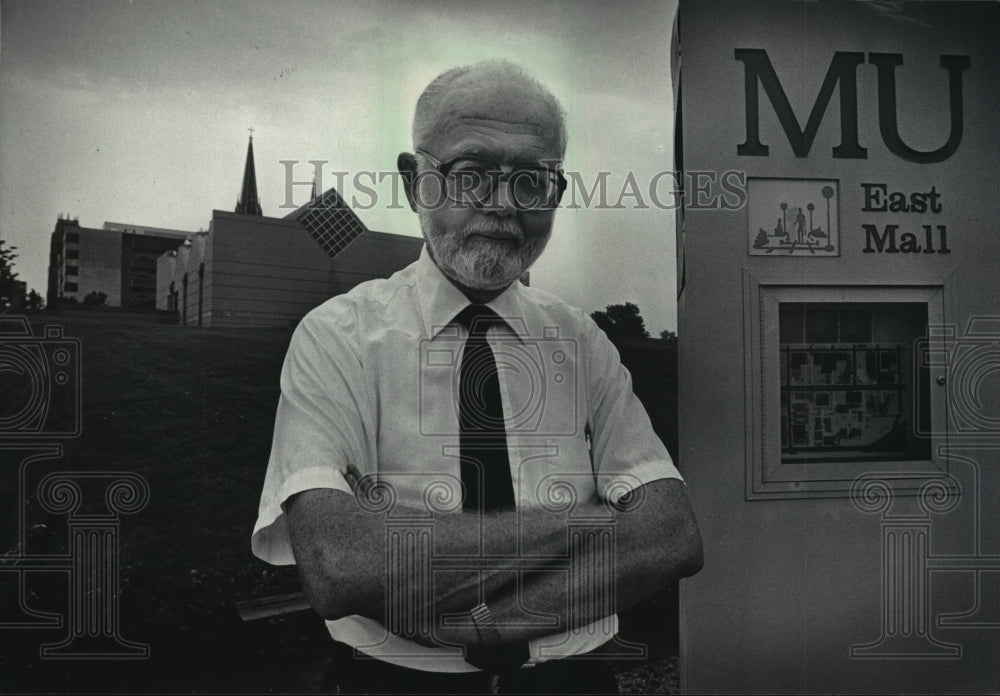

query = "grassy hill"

[{"left": 1, "top": 309, "right": 679, "bottom": 694}]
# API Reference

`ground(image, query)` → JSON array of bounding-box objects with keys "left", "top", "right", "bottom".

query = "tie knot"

[{"left": 454, "top": 304, "right": 501, "bottom": 337}]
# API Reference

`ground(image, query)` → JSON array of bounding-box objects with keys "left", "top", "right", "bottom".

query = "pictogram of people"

[{"left": 751, "top": 185, "right": 837, "bottom": 254}]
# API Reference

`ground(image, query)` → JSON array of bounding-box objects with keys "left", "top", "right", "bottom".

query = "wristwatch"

[
  {"left": 470, "top": 603, "right": 503, "bottom": 645},
  {"left": 466, "top": 602, "right": 530, "bottom": 673}
]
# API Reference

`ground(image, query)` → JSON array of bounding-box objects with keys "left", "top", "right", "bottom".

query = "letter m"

[
  {"left": 736, "top": 49, "right": 866, "bottom": 159},
  {"left": 862, "top": 224, "right": 899, "bottom": 253}
]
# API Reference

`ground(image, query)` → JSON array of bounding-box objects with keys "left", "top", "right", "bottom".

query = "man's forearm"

[
  {"left": 285, "top": 487, "right": 576, "bottom": 629},
  {"left": 288, "top": 479, "right": 701, "bottom": 650},
  {"left": 466, "top": 478, "right": 703, "bottom": 645}
]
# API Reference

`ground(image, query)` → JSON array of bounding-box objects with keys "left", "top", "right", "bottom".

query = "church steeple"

[{"left": 235, "top": 129, "right": 263, "bottom": 216}]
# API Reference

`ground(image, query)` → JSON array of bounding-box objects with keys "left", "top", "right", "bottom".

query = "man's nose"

[{"left": 485, "top": 177, "right": 518, "bottom": 216}]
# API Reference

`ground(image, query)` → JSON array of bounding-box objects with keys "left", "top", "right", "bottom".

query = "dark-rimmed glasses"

[{"left": 415, "top": 148, "right": 567, "bottom": 211}]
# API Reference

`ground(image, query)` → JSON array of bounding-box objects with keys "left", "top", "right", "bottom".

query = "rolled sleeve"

[
  {"left": 251, "top": 306, "right": 374, "bottom": 565},
  {"left": 584, "top": 320, "right": 682, "bottom": 503}
]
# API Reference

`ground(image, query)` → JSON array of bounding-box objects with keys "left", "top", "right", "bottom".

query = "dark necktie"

[
  {"left": 455, "top": 304, "right": 516, "bottom": 512},
  {"left": 455, "top": 305, "right": 531, "bottom": 672}
]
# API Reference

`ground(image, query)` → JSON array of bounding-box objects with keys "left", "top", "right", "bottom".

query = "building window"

[
  {"left": 65, "top": 232, "right": 79, "bottom": 243},
  {"left": 65, "top": 266, "right": 79, "bottom": 276},
  {"left": 134, "top": 245, "right": 173, "bottom": 255},
  {"left": 132, "top": 255, "right": 157, "bottom": 269},
  {"left": 66, "top": 249, "right": 79, "bottom": 259},
  {"left": 64, "top": 282, "right": 78, "bottom": 292}
]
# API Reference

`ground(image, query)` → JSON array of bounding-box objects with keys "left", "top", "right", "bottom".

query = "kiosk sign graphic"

[{"left": 747, "top": 178, "right": 839, "bottom": 255}]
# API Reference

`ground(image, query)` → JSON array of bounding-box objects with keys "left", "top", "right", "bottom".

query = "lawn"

[{"left": 1, "top": 309, "right": 680, "bottom": 694}]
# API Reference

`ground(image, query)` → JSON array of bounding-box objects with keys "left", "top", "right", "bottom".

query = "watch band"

[
  {"left": 470, "top": 602, "right": 502, "bottom": 645},
  {"left": 466, "top": 602, "right": 530, "bottom": 674}
]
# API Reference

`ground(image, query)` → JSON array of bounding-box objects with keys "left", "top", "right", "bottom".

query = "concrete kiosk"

[{"left": 676, "top": 1, "right": 1000, "bottom": 692}]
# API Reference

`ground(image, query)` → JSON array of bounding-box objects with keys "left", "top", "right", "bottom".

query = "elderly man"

[{"left": 252, "top": 61, "right": 703, "bottom": 694}]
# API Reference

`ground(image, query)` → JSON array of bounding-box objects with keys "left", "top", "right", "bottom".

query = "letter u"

[{"left": 870, "top": 53, "right": 971, "bottom": 164}]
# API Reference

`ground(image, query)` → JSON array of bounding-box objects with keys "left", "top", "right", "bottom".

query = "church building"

[{"left": 156, "top": 135, "right": 422, "bottom": 327}]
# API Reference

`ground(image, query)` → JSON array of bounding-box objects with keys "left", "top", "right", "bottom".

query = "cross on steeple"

[{"left": 248, "top": 126, "right": 255, "bottom": 139}]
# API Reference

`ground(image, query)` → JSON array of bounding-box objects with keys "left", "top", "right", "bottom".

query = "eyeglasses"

[{"left": 415, "top": 148, "right": 567, "bottom": 211}]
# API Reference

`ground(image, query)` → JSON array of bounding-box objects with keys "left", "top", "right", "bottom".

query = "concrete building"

[
  {"left": 47, "top": 217, "right": 191, "bottom": 309},
  {"left": 155, "top": 136, "right": 422, "bottom": 327}
]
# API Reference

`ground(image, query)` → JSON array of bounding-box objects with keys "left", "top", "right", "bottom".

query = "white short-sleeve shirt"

[{"left": 252, "top": 246, "right": 682, "bottom": 672}]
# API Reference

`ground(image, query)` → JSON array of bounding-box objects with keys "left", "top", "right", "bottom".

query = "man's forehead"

[{"left": 425, "top": 77, "right": 561, "bottom": 159}]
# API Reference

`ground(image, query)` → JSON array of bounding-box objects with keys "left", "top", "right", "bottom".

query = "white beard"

[{"left": 419, "top": 213, "right": 550, "bottom": 290}]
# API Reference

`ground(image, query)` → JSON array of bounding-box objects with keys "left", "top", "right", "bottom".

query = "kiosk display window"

[
  {"left": 778, "top": 303, "right": 931, "bottom": 464},
  {"left": 743, "top": 278, "right": 947, "bottom": 498}
]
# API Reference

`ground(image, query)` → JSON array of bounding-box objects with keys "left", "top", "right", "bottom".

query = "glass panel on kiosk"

[{"left": 778, "top": 302, "right": 931, "bottom": 464}]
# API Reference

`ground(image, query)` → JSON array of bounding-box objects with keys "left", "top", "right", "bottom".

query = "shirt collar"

[{"left": 415, "top": 246, "right": 531, "bottom": 342}]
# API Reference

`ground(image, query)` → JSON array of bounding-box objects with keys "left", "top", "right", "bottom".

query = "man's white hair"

[{"left": 412, "top": 60, "right": 568, "bottom": 157}]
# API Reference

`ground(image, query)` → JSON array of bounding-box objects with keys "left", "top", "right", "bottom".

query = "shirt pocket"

[{"left": 514, "top": 433, "right": 596, "bottom": 512}]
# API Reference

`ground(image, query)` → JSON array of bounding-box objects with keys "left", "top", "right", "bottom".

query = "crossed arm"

[{"left": 285, "top": 477, "right": 702, "bottom": 648}]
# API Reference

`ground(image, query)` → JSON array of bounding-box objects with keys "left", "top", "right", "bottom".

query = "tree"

[
  {"left": 590, "top": 302, "right": 649, "bottom": 338},
  {"left": 660, "top": 329, "right": 678, "bottom": 345},
  {"left": 25, "top": 289, "right": 45, "bottom": 310},
  {"left": 83, "top": 290, "right": 108, "bottom": 306},
  {"left": 0, "top": 236, "right": 45, "bottom": 312},
  {"left": 0, "top": 237, "right": 21, "bottom": 312}
]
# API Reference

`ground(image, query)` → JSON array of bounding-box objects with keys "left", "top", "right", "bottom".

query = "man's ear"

[{"left": 397, "top": 152, "right": 418, "bottom": 212}]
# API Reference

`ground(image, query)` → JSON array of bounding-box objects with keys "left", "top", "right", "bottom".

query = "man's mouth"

[
  {"left": 462, "top": 218, "right": 524, "bottom": 244},
  {"left": 469, "top": 231, "right": 519, "bottom": 242}
]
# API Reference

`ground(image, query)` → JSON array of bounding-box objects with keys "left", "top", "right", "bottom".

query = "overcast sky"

[{"left": 0, "top": 0, "right": 679, "bottom": 332}]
